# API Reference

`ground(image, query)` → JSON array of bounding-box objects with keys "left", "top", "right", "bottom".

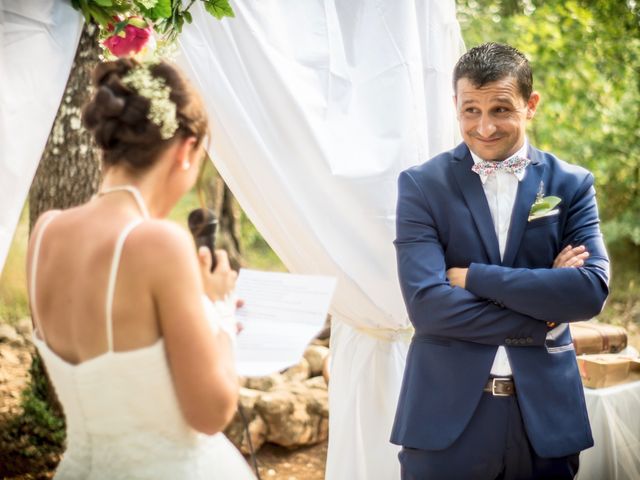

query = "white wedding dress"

[{"left": 29, "top": 187, "right": 255, "bottom": 479}]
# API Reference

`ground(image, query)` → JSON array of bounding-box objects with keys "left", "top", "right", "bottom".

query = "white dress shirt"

[{"left": 470, "top": 140, "right": 529, "bottom": 377}]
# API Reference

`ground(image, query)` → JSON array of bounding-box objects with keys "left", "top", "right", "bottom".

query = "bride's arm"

[{"left": 141, "top": 220, "right": 239, "bottom": 435}]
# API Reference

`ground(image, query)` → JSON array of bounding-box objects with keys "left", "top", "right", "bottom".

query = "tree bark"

[
  {"left": 201, "top": 169, "right": 243, "bottom": 269},
  {"left": 23, "top": 23, "right": 102, "bottom": 462},
  {"left": 29, "top": 25, "right": 102, "bottom": 230}
]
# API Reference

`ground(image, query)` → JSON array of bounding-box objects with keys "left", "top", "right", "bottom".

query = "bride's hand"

[{"left": 198, "top": 247, "right": 237, "bottom": 302}]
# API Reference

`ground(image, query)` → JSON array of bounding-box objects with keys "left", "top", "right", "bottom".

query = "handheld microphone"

[
  {"left": 188, "top": 208, "right": 218, "bottom": 272},
  {"left": 189, "top": 208, "right": 260, "bottom": 478}
]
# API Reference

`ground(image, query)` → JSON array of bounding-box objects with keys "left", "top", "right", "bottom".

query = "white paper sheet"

[{"left": 234, "top": 268, "right": 337, "bottom": 377}]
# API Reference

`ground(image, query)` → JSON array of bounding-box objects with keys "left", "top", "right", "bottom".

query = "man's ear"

[{"left": 526, "top": 91, "right": 541, "bottom": 119}]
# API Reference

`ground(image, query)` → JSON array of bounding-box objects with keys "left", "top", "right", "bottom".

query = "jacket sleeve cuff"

[{"left": 467, "top": 263, "right": 501, "bottom": 305}]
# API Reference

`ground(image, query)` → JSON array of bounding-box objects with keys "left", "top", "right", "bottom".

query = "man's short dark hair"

[{"left": 453, "top": 42, "right": 533, "bottom": 100}]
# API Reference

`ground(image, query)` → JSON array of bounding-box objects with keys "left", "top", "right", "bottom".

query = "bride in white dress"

[{"left": 26, "top": 58, "right": 255, "bottom": 479}]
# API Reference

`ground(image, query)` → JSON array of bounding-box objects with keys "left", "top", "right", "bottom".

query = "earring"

[{"left": 182, "top": 162, "right": 191, "bottom": 171}]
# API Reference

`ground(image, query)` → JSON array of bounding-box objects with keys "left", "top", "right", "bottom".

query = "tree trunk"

[
  {"left": 20, "top": 24, "right": 102, "bottom": 468},
  {"left": 29, "top": 25, "right": 102, "bottom": 230},
  {"left": 201, "top": 168, "right": 243, "bottom": 270}
]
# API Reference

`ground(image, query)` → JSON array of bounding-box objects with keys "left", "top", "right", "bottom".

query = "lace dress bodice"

[{"left": 29, "top": 187, "right": 254, "bottom": 479}]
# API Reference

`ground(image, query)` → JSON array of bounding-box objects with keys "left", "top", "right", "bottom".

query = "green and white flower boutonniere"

[{"left": 528, "top": 181, "right": 561, "bottom": 222}]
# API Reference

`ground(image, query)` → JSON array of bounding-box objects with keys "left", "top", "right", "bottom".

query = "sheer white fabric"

[
  {"left": 0, "top": 0, "right": 83, "bottom": 273},
  {"left": 177, "top": 2, "right": 464, "bottom": 478},
  {"left": 579, "top": 382, "right": 640, "bottom": 480}
]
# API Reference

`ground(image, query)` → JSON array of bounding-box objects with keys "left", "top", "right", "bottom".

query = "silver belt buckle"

[{"left": 492, "top": 377, "right": 511, "bottom": 397}]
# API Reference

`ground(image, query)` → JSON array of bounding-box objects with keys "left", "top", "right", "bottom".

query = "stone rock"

[
  {"left": 281, "top": 358, "right": 310, "bottom": 382},
  {"left": 315, "top": 319, "right": 331, "bottom": 340},
  {"left": 244, "top": 373, "right": 285, "bottom": 392},
  {"left": 0, "top": 346, "right": 20, "bottom": 365},
  {"left": 256, "top": 382, "right": 329, "bottom": 448},
  {"left": 310, "top": 337, "right": 330, "bottom": 348},
  {"left": 15, "top": 318, "right": 33, "bottom": 337},
  {"left": 303, "top": 345, "right": 329, "bottom": 377},
  {"left": 322, "top": 354, "right": 331, "bottom": 385},
  {"left": 224, "top": 388, "right": 267, "bottom": 455},
  {"left": 0, "top": 324, "right": 21, "bottom": 345},
  {"left": 304, "top": 376, "right": 327, "bottom": 390}
]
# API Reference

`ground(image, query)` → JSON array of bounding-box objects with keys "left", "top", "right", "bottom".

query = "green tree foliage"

[{"left": 456, "top": 0, "right": 640, "bottom": 247}]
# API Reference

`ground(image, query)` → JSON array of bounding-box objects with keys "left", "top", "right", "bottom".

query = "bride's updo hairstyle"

[{"left": 82, "top": 58, "right": 208, "bottom": 171}]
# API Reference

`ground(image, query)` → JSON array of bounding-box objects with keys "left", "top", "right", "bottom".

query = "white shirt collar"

[{"left": 470, "top": 139, "right": 529, "bottom": 183}]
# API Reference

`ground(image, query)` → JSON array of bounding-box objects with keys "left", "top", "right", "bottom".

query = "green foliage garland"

[{"left": 70, "top": 0, "right": 235, "bottom": 47}]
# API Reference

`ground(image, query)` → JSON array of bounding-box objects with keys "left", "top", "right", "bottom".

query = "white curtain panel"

[
  {"left": 0, "top": 0, "right": 83, "bottom": 274},
  {"left": 178, "top": 2, "right": 464, "bottom": 478},
  {"left": 580, "top": 382, "right": 640, "bottom": 480}
]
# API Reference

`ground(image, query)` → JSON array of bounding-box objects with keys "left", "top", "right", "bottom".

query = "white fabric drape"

[
  {"left": 580, "top": 382, "right": 640, "bottom": 480},
  {"left": 178, "top": 2, "right": 464, "bottom": 478},
  {"left": 0, "top": 0, "right": 83, "bottom": 272}
]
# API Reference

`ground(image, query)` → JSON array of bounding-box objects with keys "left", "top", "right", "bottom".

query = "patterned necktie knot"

[{"left": 471, "top": 156, "right": 530, "bottom": 178}]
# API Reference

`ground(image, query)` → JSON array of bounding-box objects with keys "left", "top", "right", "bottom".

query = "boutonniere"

[{"left": 528, "top": 181, "right": 561, "bottom": 221}]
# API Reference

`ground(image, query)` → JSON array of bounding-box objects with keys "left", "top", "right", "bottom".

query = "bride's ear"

[{"left": 175, "top": 136, "right": 198, "bottom": 171}]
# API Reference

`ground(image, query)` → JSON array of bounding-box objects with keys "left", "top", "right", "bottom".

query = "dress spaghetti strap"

[
  {"left": 29, "top": 211, "right": 61, "bottom": 343},
  {"left": 98, "top": 185, "right": 151, "bottom": 352},
  {"left": 104, "top": 220, "right": 143, "bottom": 352}
]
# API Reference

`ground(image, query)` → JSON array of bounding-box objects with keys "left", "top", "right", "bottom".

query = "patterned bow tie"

[{"left": 471, "top": 156, "right": 530, "bottom": 178}]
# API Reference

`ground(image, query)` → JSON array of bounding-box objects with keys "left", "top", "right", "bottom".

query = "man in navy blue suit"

[{"left": 391, "top": 42, "right": 609, "bottom": 479}]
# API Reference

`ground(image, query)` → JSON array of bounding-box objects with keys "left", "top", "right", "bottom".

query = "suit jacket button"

[
  {"left": 505, "top": 338, "right": 513, "bottom": 345},
  {"left": 526, "top": 337, "right": 533, "bottom": 344}
]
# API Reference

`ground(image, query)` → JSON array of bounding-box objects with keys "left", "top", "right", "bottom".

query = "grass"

[{"left": 0, "top": 205, "right": 31, "bottom": 324}]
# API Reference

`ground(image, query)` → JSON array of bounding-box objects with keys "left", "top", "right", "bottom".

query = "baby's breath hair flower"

[{"left": 122, "top": 65, "right": 179, "bottom": 140}]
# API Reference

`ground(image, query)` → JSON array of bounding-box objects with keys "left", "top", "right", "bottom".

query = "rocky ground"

[{"left": 0, "top": 320, "right": 328, "bottom": 480}]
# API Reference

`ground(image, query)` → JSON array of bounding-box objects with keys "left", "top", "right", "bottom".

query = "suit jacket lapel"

[
  {"left": 502, "top": 146, "right": 546, "bottom": 267},
  {"left": 451, "top": 144, "right": 501, "bottom": 265}
]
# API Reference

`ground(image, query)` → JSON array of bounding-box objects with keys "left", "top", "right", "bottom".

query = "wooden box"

[
  {"left": 570, "top": 322, "right": 627, "bottom": 355},
  {"left": 577, "top": 354, "right": 631, "bottom": 389}
]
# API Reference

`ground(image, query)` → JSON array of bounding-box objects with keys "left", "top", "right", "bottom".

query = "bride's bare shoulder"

[
  {"left": 126, "top": 219, "right": 197, "bottom": 265},
  {"left": 28, "top": 209, "right": 63, "bottom": 250}
]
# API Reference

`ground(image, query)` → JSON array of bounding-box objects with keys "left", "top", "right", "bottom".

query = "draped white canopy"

[
  {"left": 0, "top": 0, "right": 83, "bottom": 272},
  {"left": 0, "top": 1, "right": 464, "bottom": 478},
  {"left": 177, "top": 3, "right": 463, "bottom": 478}
]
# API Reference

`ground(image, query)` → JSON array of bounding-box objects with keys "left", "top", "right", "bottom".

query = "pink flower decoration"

[{"left": 103, "top": 23, "right": 152, "bottom": 58}]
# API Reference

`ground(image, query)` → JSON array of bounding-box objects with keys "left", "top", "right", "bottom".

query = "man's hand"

[
  {"left": 553, "top": 245, "right": 589, "bottom": 268},
  {"left": 447, "top": 267, "right": 468, "bottom": 289}
]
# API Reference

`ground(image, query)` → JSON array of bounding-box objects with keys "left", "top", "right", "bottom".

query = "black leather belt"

[{"left": 483, "top": 377, "right": 516, "bottom": 396}]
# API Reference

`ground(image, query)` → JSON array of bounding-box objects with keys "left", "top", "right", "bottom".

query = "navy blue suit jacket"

[{"left": 390, "top": 142, "right": 609, "bottom": 458}]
